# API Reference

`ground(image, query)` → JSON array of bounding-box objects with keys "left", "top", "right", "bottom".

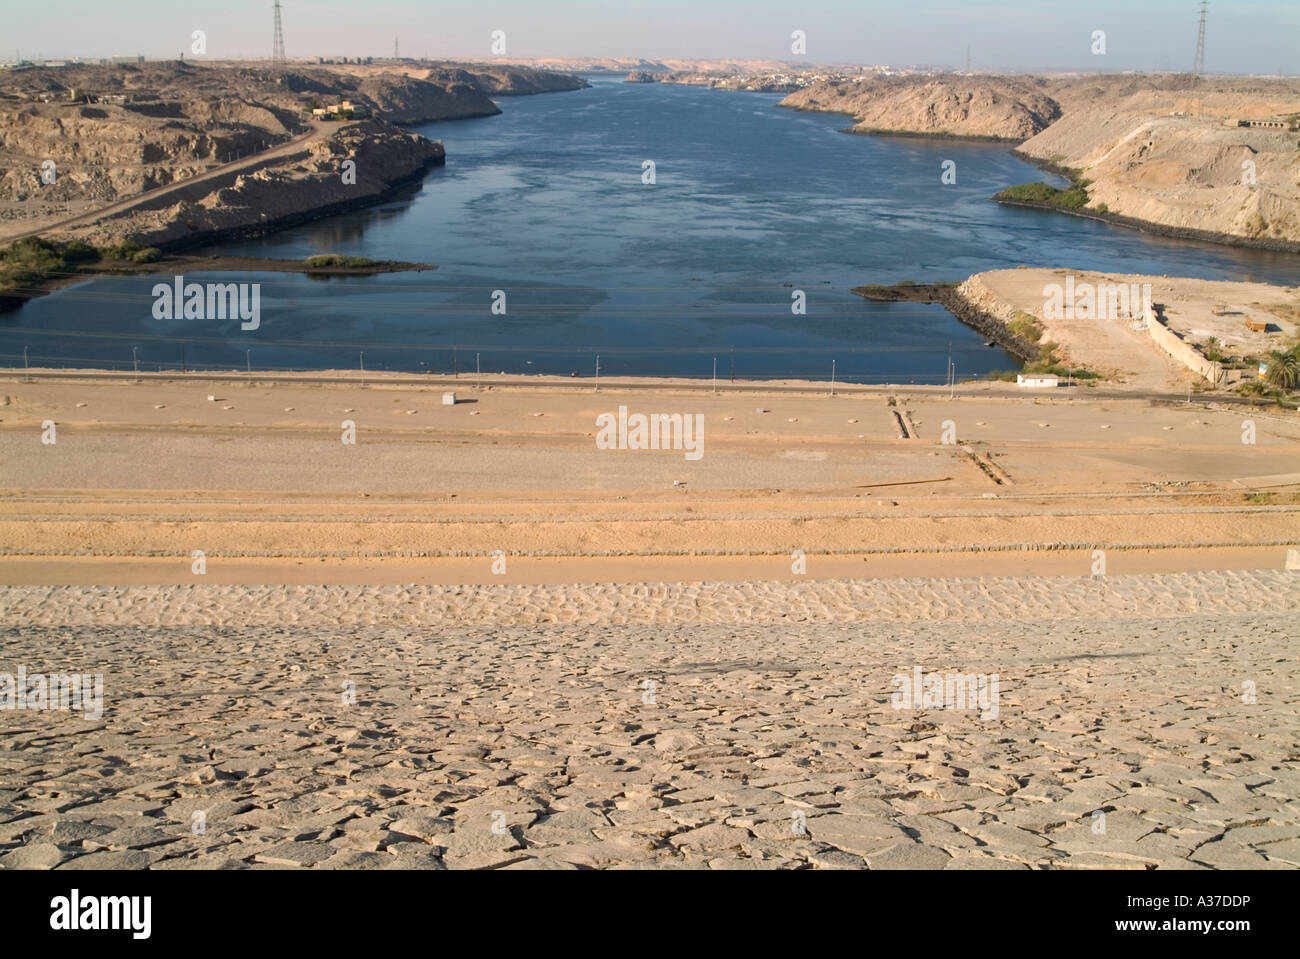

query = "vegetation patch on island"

[
  {"left": 993, "top": 169, "right": 1091, "bottom": 211},
  {"left": 0, "top": 237, "right": 433, "bottom": 309}
]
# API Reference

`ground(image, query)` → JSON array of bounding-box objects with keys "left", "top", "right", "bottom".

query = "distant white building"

[{"left": 1017, "top": 373, "right": 1059, "bottom": 388}]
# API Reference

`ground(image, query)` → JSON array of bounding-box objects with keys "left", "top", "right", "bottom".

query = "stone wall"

[{"left": 1145, "top": 307, "right": 1226, "bottom": 384}]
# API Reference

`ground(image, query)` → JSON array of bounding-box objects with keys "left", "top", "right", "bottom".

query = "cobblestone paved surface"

[{"left": 1, "top": 573, "right": 1296, "bottom": 870}]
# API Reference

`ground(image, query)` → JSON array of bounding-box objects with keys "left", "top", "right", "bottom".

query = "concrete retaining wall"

[{"left": 1145, "top": 308, "right": 1225, "bottom": 384}]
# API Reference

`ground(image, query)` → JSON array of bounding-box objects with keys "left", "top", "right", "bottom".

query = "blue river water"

[{"left": 7, "top": 77, "right": 1299, "bottom": 383}]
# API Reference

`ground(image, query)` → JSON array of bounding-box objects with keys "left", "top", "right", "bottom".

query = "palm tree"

[{"left": 1263, "top": 347, "right": 1300, "bottom": 391}]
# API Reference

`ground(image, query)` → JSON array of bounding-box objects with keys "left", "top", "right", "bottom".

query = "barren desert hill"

[
  {"left": 776, "top": 70, "right": 1300, "bottom": 246},
  {"left": 1017, "top": 76, "right": 1300, "bottom": 246},
  {"left": 272, "top": 60, "right": 589, "bottom": 116},
  {"left": 418, "top": 65, "right": 589, "bottom": 97},
  {"left": 63, "top": 118, "right": 446, "bottom": 251},
  {"left": 353, "top": 70, "right": 501, "bottom": 124},
  {"left": 778, "top": 74, "right": 1062, "bottom": 139},
  {"left": 0, "top": 63, "right": 313, "bottom": 208},
  {"left": 1040, "top": 73, "right": 1300, "bottom": 120},
  {"left": 0, "top": 61, "right": 586, "bottom": 246}
]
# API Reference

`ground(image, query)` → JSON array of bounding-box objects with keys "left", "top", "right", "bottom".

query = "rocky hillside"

[
  {"left": 358, "top": 71, "right": 499, "bottom": 124},
  {"left": 779, "top": 75, "right": 1061, "bottom": 140},
  {"left": 56, "top": 119, "right": 445, "bottom": 250},
  {"left": 352, "top": 66, "right": 589, "bottom": 123},
  {"left": 1018, "top": 77, "right": 1300, "bottom": 247},
  {"left": 0, "top": 61, "right": 584, "bottom": 244},
  {"left": 0, "top": 64, "right": 308, "bottom": 218},
  {"left": 779, "top": 70, "right": 1300, "bottom": 247},
  {"left": 459, "top": 67, "right": 589, "bottom": 97}
]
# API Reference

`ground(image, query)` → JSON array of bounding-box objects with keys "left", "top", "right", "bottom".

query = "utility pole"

[
  {"left": 476, "top": 351, "right": 480, "bottom": 390},
  {"left": 246, "top": 349, "right": 252, "bottom": 385},
  {"left": 359, "top": 350, "right": 365, "bottom": 387},
  {"left": 713, "top": 357, "right": 717, "bottom": 394},
  {"left": 830, "top": 359, "right": 836, "bottom": 397},
  {"left": 595, "top": 354, "right": 600, "bottom": 393},
  {"left": 132, "top": 346, "right": 139, "bottom": 382},
  {"left": 23, "top": 345, "right": 30, "bottom": 382}
]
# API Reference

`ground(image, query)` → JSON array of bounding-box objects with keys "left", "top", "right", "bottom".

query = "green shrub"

[
  {"left": 994, "top": 181, "right": 1090, "bottom": 210},
  {"left": 986, "top": 364, "right": 1101, "bottom": 382},
  {"left": 62, "top": 239, "right": 101, "bottom": 263},
  {"left": 101, "top": 240, "right": 141, "bottom": 260},
  {"left": 131, "top": 247, "right": 162, "bottom": 262},
  {"left": 1008, "top": 311, "right": 1044, "bottom": 343},
  {"left": 0, "top": 237, "right": 66, "bottom": 292}
]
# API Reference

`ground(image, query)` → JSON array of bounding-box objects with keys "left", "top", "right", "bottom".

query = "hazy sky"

[{"left": 4, "top": 0, "right": 1297, "bottom": 73}]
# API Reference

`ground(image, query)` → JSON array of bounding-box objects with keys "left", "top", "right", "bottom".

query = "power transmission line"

[
  {"left": 1193, "top": 0, "right": 1208, "bottom": 78},
  {"left": 272, "top": 1, "right": 286, "bottom": 63}
]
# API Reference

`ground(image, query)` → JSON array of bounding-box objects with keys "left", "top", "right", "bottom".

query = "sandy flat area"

[{"left": 1, "top": 371, "right": 1297, "bottom": 585}]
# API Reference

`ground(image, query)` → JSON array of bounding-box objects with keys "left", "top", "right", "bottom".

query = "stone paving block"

[
  {"left": 0, "top": 601, "right": 1294, "bottom": 871},
  {"left": 866, "top": 843, "right": 953, "bottom": 869}
]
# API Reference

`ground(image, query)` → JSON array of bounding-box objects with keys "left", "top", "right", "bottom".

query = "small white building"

[{"left": 1017, "top": 373, "right": 1059, "bottom": 388}]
